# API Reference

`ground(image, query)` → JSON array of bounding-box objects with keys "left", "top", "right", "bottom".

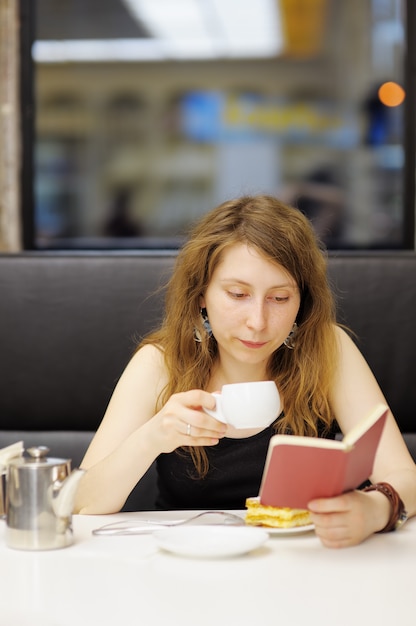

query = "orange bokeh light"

[{"left": 378, "top": 81, "right": 405, "bottom": 107}]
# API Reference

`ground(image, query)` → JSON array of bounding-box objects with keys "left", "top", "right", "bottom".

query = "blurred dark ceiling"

[{"left": 36, "top": 0, "right": 150, "bottom": 40}]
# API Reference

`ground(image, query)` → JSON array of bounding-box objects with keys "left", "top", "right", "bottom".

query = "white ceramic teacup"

[{"left": 204, "top": 381, "right": 280, "bottom": 429}]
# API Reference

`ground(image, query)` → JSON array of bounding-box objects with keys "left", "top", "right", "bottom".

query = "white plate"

[
  {"left": 262, "top": 523, "right": 315, "bottom": 536},
  {"left": 153, "top": 526, "right": 269, "bottom": 558}
]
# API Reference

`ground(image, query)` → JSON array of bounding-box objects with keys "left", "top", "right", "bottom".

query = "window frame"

[{"left": 20, "top": 0, "right": 416, "bottom": 251}]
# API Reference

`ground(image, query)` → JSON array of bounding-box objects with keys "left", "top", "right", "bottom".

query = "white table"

[{"left": 0, "top": 510, "right": 414, "bottom": 626}]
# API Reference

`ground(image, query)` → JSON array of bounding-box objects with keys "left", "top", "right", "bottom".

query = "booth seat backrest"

[
  {"left": 327, "top": 253, "right": 416, "bottom": 438},
  {"left": 0, "top": 251, "right": 415, "bottom": 510},
  {"left": 0, "top": 252, "right": 176, "bottom": 509}
]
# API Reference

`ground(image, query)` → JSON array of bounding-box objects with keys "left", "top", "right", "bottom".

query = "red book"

[{"left": 259, "top": 403, "right": 389, "bottom": 509}]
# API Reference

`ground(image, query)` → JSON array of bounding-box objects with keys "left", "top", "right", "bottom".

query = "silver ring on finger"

[{"left": 186, "top": 423, "right": 192, "bottom": 437}]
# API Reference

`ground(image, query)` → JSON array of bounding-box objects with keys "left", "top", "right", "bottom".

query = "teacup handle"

[{"left": 203, "top": 392, "right": 227, "bottom": 424}]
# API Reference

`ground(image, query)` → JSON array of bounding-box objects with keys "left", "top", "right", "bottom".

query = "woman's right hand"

[{"left": 145, "top": 389, "right": 227, "bottom": 453}]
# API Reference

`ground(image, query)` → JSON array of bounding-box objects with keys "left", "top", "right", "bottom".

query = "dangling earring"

[
  {"left": 201, "top": 307, "right": 213, "bottom": 337},
  {"left": 283, "top": 322, "right": 298, "bottom": 350},
  {"left": 194, "top": 307, "right": 213, "bottom": 342}
]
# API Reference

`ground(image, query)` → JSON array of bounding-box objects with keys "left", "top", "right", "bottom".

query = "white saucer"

[
  {"left": 153, "top": 526, "right": 269, "bottom": 558},
  {"left": 265, "top": 523, "right": 315, "bottom": 536}
]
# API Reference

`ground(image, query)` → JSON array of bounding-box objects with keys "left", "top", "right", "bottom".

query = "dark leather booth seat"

[{"left": 0, "top": 251, "right": 415, "bottom": 510}]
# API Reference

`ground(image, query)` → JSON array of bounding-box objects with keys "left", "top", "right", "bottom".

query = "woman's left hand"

[{"left": 308, "top": 489, "right": 391, "bottom": 548}]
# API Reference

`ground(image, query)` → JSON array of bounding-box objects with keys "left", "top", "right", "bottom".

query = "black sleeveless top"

[
  {"left": 156, "top": 426, "right": 273, "bottom": 510},
  {"left": 155, "top": 420, "right": 337, "bottom": 510}
]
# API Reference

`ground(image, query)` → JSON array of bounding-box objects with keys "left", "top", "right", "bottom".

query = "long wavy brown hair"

[{"left": 140, "top": 195, "right": 339, "bottom": 475}]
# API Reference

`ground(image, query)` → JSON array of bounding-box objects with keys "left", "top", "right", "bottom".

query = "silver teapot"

[{"left": 5, "top": 446, "right": 85, "bottom": 550}]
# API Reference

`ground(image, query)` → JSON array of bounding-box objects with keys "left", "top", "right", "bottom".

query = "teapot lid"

[{"left": 9, "top": 446, "right": 69, "bottom": 468}]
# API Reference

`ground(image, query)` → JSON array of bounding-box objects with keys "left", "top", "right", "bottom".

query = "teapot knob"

[{"left": 27, "top": 446, "right": 50, "bottom": 460}]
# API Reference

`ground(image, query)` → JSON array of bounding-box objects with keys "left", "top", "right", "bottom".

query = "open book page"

[
  {"left": 342, "top": 405, "right": 389, "bottom": 490},
  {"left": 259, "top": 404, "right": 388, "bottom": 509},
  {"left": 342, "top": 403, "right": 389, "bottom": 447}
]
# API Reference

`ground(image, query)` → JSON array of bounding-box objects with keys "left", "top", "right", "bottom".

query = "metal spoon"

[{"left": 92, "top": 511, "right": 245, "bottom": 536}]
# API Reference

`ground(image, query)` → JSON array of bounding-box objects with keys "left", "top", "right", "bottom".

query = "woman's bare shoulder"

[
  {"left": 104, "top": 343, "right": 168, "bottom": 422},
  {"left": 131, "top": 343, "right": 165, "bottom": 365},
  {"left": 132, "top": 343, "right": 167, "bottom": 395},
  {"left": 333, "top": 323, "right": 357, "bottom": 346},
  {"left": 127, "top": 343, "right": 167, "bottom": 382}
]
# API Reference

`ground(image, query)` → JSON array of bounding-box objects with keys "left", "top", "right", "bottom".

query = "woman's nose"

[{"left": 246, "top": 301, "right": 267, "bottom": 330}]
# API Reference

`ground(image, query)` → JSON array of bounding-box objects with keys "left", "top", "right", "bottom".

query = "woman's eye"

[
  {"left": 270, "top": 296, "right": 289, "bottom": 303},
  {"left": 228, "top": 291, "right": 247, "bottom": 299}
]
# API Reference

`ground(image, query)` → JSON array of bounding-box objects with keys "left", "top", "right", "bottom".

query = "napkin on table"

[
  {"left": 0, "top": 441, "right": 24, "bottom": 516},
  {"left": 0, "top": 441, "right": 24, "bottom": 471}
]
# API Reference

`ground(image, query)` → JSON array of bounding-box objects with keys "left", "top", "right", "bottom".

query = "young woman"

[{"left": 75, "top": 195, "right": 416, "bottom": 548}]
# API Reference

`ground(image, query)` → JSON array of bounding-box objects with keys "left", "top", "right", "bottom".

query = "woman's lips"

[{"left": 239, "top": 339, "right": 268, "bottom": 349}]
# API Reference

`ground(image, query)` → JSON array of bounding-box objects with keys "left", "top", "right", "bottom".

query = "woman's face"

[{"left": 201, "top": 243, "right": 301, "bottom": 374}]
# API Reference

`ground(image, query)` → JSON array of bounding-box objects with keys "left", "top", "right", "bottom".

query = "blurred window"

[{"left": 29, "top": 0, "right": 412, "bottom": 250}]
